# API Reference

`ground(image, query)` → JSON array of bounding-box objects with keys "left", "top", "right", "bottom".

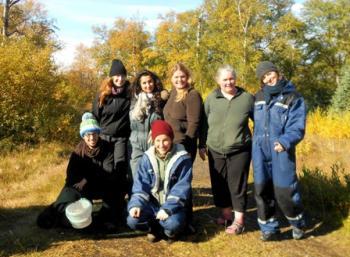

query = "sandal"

[
  {"left": 216, "top": 217, "right": 232, "bottom": 226},
  {"left": 225, "top": 222, "right": 245, "bottom": 235}
]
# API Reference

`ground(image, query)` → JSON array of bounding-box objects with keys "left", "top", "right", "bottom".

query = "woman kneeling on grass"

[
  {"left": 127, "top": 120, "right": 193, "bottom": 242},
  {"left": 37, "top": 113, "right": 125, "bottom": 232}
]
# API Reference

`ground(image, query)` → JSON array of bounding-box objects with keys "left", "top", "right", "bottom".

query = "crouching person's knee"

[
  {"left": 160, "top": 212, "right": 186, "bottom": 238},
  {"left": 127, "top": 215, "right": 150, "bottom": 232}
]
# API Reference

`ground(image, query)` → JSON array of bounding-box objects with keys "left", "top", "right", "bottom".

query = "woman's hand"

[
  {"left": 73, "top": 178, "right": 87, "bottom": 191},
  {"left": 274, "top": 142, "right": 285, "bottom": 153},
  {"left": 129, "top": 207, "right": 141, "bottom": 218},
  {"left": 199, "top": 147, "right": 207, "bottom": 161},
  {"left": 156, "top": 209, "right": 169, "bottom": 221}
]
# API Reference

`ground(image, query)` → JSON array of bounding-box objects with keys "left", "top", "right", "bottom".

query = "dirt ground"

[{"left": 0, "top": 155, "right": 349, "bottom": 257}]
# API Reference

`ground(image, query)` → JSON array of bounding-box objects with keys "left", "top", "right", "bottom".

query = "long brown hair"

[
  {"left": 98, "top": 78, "right": 113, "bottom": 107},
  {"left": 131, "top": 70, "right": 165, "bottom": 114},
  {"left": 169, "top": 63, "right": 193, "bottom": 102},
  {"left": 98, "top": 78, "right": 130, "bottom": 106}
]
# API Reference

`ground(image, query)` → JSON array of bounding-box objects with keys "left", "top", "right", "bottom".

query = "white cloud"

[
  {"left": 144, "top": 18, "right": 163, "bottom": 33},
  {"left": 53, "top": 36, "right": 94, "bottom": 69},
  {"left": 292, "top": 3, "right": 304, "bottom": 17}
]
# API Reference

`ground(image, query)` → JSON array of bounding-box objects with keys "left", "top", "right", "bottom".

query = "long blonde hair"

[{"left": 169, "top": 63, "right": 193, "bottom": 102}]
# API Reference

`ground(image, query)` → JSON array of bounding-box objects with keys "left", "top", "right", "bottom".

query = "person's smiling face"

[
  {"left": 171, "top": 70, "right": 188, "bottom": 90},
  {"left": 217, "top": 70, "right": 236, "bottom": 95},
  {"left": 262, "top": 71, "right": 279, "bottom": 86}
]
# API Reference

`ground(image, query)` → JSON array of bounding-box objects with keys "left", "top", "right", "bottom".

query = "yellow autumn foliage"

[
  {"left": 297, "top": 109, "right": 350, "bottom": 156},
  {"left": 306, "top": 109, "right": 350, "bottom": 139}
]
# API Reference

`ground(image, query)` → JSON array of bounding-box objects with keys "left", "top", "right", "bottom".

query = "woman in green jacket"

[{"left": 199, "top": 65, "right": 254, "bottom": 235}]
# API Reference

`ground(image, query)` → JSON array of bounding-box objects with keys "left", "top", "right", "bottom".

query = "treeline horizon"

[{"left": 1, "top": 0, "right": 349, "bottom": 148}]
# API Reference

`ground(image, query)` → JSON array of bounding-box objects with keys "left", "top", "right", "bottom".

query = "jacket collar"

[{"left": 214, "top": 87, "right": 243, "bottom": 99}]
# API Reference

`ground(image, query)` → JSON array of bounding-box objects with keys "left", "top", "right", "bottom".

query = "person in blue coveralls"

[
  {"left": 127, "top": 120, "right": 193, "bottom": 242},
  {"left": 253, "top": 61, "right": 307, "bottom": 241}
]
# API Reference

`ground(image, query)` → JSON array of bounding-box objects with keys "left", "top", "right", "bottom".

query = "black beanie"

[
  {"left": 256, "top": 61, "right": 278, "bottom": 81},
  {"left": 109, "top": 59, "right": 127, "bottom": 77}
]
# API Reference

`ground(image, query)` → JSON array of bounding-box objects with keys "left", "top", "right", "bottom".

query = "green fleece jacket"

[{"left": 199, "top": 87, "right": 254, "bottom": 154}]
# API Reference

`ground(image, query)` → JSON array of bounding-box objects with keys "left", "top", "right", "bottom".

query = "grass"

[{"left": 0, "top": 133, "right": 350, "bottom": 256}]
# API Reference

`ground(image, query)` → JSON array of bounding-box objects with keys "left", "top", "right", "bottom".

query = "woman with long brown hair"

[
  {"left": 129, "top": 69, "right": 168, "bottom": 180},
  {"left": 163, "top": 63, "right": 203, "bottom": 163},
  {"left": 92, "top": 59, "right": 131, "bottom": 223}
]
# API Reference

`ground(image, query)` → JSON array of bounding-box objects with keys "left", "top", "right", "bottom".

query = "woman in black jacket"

[
  {"left": 92, "top": 59, "right": 131, "bottom": 193},
  {"left": 37, "top": 113, "right": 124, "bottom": 230}
]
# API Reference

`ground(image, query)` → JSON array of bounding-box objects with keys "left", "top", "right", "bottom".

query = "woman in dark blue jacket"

[
  {"left": 253, "top": 61, "right": 306, "bottom": 241},
  {"left": 127, "top": 120, "right": 192, "bottom": 242}
]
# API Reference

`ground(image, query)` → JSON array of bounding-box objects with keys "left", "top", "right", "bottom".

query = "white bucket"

[{"left": 65, "top": 198, "right": 92, "bottom": 229}]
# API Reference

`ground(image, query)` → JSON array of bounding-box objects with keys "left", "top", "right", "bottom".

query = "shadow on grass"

[
  {"left": 0, "top": 205, "right": 145, "bottom": 257},
  {"left": 185, "top": 185, "right": 259, "bottom": 243},
  {"left": 1, "top": 167, "right": 349, "bottom": 256}
]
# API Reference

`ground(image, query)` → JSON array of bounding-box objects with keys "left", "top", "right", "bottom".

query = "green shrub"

[{"left": 300, "top": 164, "right": 350, "bottom": 223}]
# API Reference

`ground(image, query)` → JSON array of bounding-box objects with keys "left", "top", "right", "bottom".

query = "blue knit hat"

[{"left": 79, "top": 112, "right": 101, "bottom": 138}]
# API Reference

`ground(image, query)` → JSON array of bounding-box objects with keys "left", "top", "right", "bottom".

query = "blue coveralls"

[{"left": 252, "top": 81, "right": 306, "bottom": 233}]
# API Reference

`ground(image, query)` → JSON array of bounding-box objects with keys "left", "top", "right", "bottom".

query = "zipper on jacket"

[{"left": 221, "top": 99, "right": 232, "bottom": 153}]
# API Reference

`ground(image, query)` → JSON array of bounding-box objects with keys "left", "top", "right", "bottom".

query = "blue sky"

[
  {"left": 37, "top": 0, "right": 203, "bottom": 67},
  {"left": 37, "top": 0, "right": 304, "bottom": 67}
]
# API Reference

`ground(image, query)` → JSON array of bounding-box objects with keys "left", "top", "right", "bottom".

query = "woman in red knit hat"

[{"left": 127, "top": 120, "right": 193, "bottom": 242}]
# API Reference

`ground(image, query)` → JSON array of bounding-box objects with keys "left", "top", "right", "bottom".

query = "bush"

[
  {"left": 0, "top": 39, "right": 87, "bottom": 151},
  {"left": 0, "top": 39, "right": 59, "bottom": 143},
  {"left": 300, "top": 163, "right": 350, "bottom": 223},
  {"left": 306, "top": 109, "right": 350, "bottom": 139}
]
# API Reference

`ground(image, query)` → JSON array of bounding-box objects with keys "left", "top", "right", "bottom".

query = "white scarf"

[{"left": 130, "top": 92, "right": 153, "bottom": 121}]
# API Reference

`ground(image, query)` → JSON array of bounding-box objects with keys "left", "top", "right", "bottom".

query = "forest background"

[{"left": 0, "top": 0, "right": 349, "bottom": 256}]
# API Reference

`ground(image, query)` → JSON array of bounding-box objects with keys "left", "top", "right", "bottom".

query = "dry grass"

[{"left": 1, "top": 110, "right": 350, "bottom": 257}]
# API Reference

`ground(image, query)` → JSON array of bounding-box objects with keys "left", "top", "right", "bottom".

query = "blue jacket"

[
  {"left": 128, "top": 144, "right": 192, "bottom": 215},
  {"left": 253, "top": 81, "right": 306, "bottom": 152}
]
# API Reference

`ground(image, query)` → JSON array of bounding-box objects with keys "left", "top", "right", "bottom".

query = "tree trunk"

[
  {"left": 2, "top": 0, "right": 10, "bottom": 37},
  {"left": 2, "top": 0, "right": 21, "bottom": 38}
]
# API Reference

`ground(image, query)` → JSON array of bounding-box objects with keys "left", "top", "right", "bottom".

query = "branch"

[{"left": 9, "top": 0, "right": 21, "bottom": 8}]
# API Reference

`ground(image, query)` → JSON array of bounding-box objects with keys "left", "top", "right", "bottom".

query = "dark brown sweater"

[{"left": 163, "top": 87, "right": 203, "bottom": 144}]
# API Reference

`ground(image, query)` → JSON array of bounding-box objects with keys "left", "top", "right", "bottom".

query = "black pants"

[
  {"left": 101, "top": 135, "right": 130, "bottom": 194},
  {"left": 38, "top": 171, "right": 126, "bottom": 229},
  {"left": 208, "top": 147, "right": 251, "bottom": 212},
  {"left": 175, "top": 136, "right": 197, "bottom": 226}
]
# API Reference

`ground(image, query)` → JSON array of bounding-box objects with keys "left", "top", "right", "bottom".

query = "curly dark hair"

[{"left": 131, "top": 70, "right": 166, "bottom": 115}]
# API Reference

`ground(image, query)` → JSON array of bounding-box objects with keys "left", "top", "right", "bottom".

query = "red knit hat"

[{"left": 151, "top": 120, "right": 174, "bottom": 141}]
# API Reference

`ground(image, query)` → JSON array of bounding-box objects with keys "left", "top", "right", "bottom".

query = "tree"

[
  {"left": 331, "top": 63, "right": 350, "bottom": 112},
  {"left": 200, "top": 0, "right": 269, "bottom": 90},
  {"left": 0, "top": 39, "right": 60, "bottom": 142},
  {"left": 1, "top": 0, "right": 56, "bottom": 47},
  {"left": 149, "top": 11, "right": 200, "bottom": 86},
  {"left": 1, "top": 0, "right": 21, "bottom": 37},
  {"left": 65, "top": 43, "right": 99, "bottom": 110},
  {"left": 90, "top": 18, "right": 150, "bottom": 78},
  {"left": 300, "top": 0, "right": 350, "bottom": 108}
]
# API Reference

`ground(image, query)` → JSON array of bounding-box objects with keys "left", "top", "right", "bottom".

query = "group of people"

[{"left": 37, "top": 59, "right": 307, "bottom": 242}]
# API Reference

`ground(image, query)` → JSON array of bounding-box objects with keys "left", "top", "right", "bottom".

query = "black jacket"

[
  {"left": 65, "top": 140, "right": 114, "bottom": 187},
  {"left": 92, "top": 83, "right": 131, "bottom": 139}
]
